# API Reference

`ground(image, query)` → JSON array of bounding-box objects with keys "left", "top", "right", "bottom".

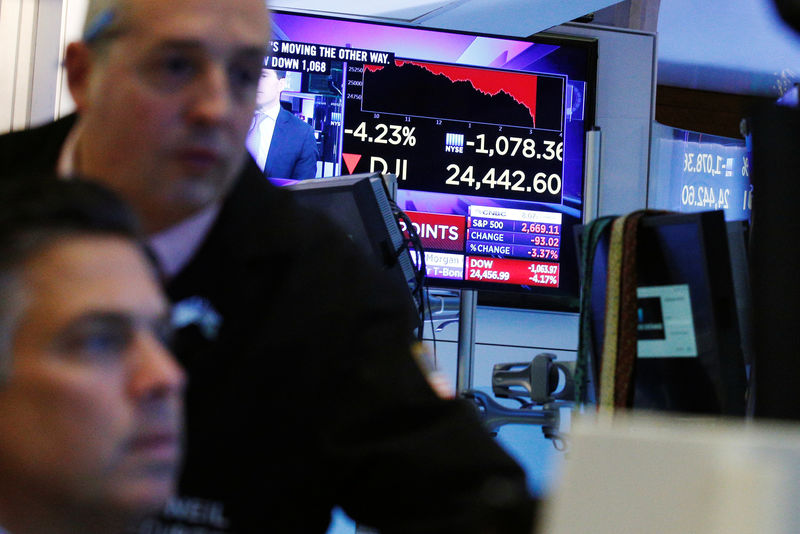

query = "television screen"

[{"left": 264, "top": 10, "right": 597, "bottom": 308}]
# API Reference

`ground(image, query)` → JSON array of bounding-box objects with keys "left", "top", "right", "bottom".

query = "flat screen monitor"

[
  {"left": 287, "top": 173, "right": 421, "bottom": 330},
  {"left": 265, "top": 10, "right": 598, "bottom": 310},
  {"left": 582, "top": 211, "right": 747, "bottom": 415}
]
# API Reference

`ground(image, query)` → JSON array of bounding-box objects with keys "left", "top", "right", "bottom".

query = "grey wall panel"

[
  {"left": 473, "top": 308, "right": 579, "bottom": 350},
  {"left": 554, "top": 23, "right": 657, "bottom": 216}
]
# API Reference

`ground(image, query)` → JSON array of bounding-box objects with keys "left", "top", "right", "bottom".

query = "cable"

[
  {"left": 424, "top": 284, "right": 438, "bottom": 368},
  {"left": 389, "top": 199, "right": 428, "bottom": 342}
]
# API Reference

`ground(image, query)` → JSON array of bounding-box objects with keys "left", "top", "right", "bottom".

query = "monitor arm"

[{"left": 462, "top": 353, "right": 574, "bottom": 450}]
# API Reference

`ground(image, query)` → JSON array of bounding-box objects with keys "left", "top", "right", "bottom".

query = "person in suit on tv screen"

[{"left": 246, "top": 67, "right": 319, "bottom": 180}]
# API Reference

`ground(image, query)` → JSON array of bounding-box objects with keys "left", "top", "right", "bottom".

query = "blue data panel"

[{"left": 649, "top": 122, "right": 752, "bottom": 222}]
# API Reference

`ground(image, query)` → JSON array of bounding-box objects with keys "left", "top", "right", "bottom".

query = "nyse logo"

[{"left": 445, "top": 133, "right": 464, "bottom": 154}]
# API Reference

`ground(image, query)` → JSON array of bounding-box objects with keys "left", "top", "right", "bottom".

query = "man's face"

[
  {"left": 69, "top": 0, "right": 271, "bottom": 233},
  {"left": 0, "top": 235, "right": 185, "bottom": 523},
  {"left": 255, "top": 68, "right": 285, "bottom": 110}
]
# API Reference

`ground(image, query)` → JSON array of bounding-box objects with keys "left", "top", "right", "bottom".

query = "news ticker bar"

[
  {"left": 265, "top": 40, "right": 395, "bottom": 75},
  {"left": 411, "top": 250, "right": 560, "bottom": 287},
  {"left": 400, "top": 208, "right": 562, "bottom": 251},
  {"left": 399, "top": 205, "right": 562, "bottom": 286},
  {"left": 468, "top": 205, "right": 562, "bottom": 224}
]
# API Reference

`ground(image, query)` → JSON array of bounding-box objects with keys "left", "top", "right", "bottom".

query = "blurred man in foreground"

[
  {"left": 0, "top": 0, "right": 536, "bottom": 531},
  {"left": 0, "top": 178, "right": 185, "bottom": 534}
]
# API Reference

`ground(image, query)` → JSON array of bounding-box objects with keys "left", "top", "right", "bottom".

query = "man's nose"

[
  {"left": 186, "top": 63, "right": 236, "bottom": 125},
  {"left": 129, "top": 331, "right": 187, "bottom": 402}
]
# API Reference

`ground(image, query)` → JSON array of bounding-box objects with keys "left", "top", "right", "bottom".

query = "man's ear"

[{"left": 64, "top": 42, "right": 93, "bottom": 113}]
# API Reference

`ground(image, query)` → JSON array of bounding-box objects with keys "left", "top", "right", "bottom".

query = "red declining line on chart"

[{"left": 364, "top": 60, "right": 538, "bottom": 126}]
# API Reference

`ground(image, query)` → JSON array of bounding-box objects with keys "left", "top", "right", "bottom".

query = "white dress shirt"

[
  {"left": 246, "top": 102, "right": 281, "bottom": 171},
  {"left": 148, "top": 204, "right": 221, "bottom": 279}
]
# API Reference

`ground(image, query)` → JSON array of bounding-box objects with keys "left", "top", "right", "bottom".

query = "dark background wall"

[{"left": 656, "top": 85, "right": 773, "bottom": 139}]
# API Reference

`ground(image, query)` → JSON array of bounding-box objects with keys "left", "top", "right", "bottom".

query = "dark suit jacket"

[
  {"left": 0, "top": 116, "right": 535, "bottom": 534},
  {"left": 263, "top": 107, "right": 318, "bottom": 180}
]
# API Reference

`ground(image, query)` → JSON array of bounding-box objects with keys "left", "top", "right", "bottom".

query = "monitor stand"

[{"left": 456, "top": 289, "right": 478, "bottom": 394}]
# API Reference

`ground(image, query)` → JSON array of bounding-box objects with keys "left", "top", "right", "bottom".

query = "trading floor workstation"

[{"left": 5, "top": 0, "right": 800, "bottom": 532}]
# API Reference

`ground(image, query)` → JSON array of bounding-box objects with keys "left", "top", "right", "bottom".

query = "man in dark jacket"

[{"left": 0, "top": 0, "right": 536, "bottom": 532}]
